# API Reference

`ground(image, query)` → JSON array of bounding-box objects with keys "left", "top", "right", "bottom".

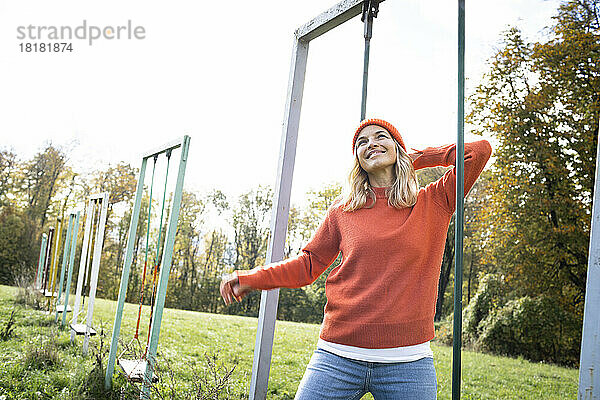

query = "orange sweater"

[{"left": 237, "top": 140, "right": 492, "bottom": 348}]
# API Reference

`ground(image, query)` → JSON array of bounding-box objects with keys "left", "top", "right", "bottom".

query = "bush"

[
  {"left": 477, "top": 295, "right": 581, "bottom": 366},
  {"left": 0, "top": 207, "right": 36, "bottom": 285},
  {"left": 434, "top": 318, "right": 454, "bottom": 346},
  {"left": 23, "top": 336, "right": 61, "bottom": 370},
  {"left": 463, "top": 273, "right": 508, "bottom": 343},
  {"left": 15, "top": 283, "right": 45, "bottom": 310}
]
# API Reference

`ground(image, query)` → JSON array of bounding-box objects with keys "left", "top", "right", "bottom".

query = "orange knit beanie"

[{"left": 352, "top": 118, "right": 406, "bottom": 153}]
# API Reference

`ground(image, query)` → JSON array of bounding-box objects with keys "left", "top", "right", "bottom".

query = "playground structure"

[
  {"left": 35, "top": 233, "right": 47, "bottom": 291},
  {"left": 54, "top": 210, "right": 81, "bottom": 321},
  {"left": 39, "top": 227, "right": 54, "bottom": 293},
  {"left": 104, "top": 135, "right": 190, "bottom": 396},
  {"left": 225, "top": 0, "right": 595, "bottom": 399},
  {"left": 37, "top": 227, "right": 54, "bottom": 293},
  {"left": 38, "top": 219, "right": 63, "bottom": 304},
  {"left": 47, "top": 218, "right": 63, "bottom": 306},
  {"left": 16, "top": 1, "right": 597, "bottom": 398},
  {"left": 69, "top": 193, "right": 109, "bottom": 356},
  {"left": 239, "top": 0, "right": 468, "bottom": 399}
]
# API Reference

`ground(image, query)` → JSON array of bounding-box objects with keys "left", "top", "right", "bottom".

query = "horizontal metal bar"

[
  {"left": 295, "top": 0, "right": 385, "bottom": 42},
  {"left": 88, "top": 193, "right": 110, "bottom": 200},
  {"left": 141, "top": 136, "right": 186, "bottom": 159}
]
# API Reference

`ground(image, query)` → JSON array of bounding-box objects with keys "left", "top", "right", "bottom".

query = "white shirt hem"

[{"left": 317, "top": 338, "right": 434, "bottom": 363}]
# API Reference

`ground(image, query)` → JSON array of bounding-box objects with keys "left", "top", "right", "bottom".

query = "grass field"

[{"left": 0, "top": 284, "right": 579, "bottom": 399}]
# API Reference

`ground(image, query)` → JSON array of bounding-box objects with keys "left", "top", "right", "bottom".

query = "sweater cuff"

[{"left": 235, "top": 269, "right": 264, "bottom": 290}]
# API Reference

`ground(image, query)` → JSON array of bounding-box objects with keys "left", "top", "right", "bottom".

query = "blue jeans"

[{"left": 295, "top": 349, "right": 437, "bottom": 400}]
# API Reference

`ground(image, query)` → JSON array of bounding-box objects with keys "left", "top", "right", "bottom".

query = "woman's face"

[{"left": 355, "top": 124, "right": 397, "bottom": 175}]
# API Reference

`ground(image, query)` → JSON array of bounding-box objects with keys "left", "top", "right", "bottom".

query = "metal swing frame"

[
  {"left": 54, "top": 209, "right": 81, "bottom": 322},
  {"left": 69, "top": 192, "right": 109, "bottom": 356},
  {"left": 39, "top": 227, "right": 55, "bottom": 295},
  {"left": 247, "top": 1, "right": 467, "bottom": 399},
  {"left": 104, "top": 135, "right": 190, "bottom": 397},
  {"left": 35, "top": 233, "right": 48, "bottom": 291},
  {"left": 43, "top": 218, "right": 63, "bottom": 300}
]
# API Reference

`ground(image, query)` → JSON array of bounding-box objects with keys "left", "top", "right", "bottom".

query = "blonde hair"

[{"left": 341, "top": 140, "right": 419, "bottom": 212}]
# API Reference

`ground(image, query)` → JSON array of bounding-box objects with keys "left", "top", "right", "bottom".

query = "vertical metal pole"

[
  {"left": 105, "top": 157, "right": 148, "bottom": 389},
  {"left": 36, "top": 234, "right": 48, "bottom": 290},
  {"left": 361, "top": 22, "right": 371, "bottom": 121},
  {"left": 62, "top": 211, "right": 80, "bottom": 327},
  {"left": 55, "top": 214, "right": 75, "bottom": 322},
  {"left": 247, "top": 38, "right": 309, "bottom": 400},
  {"left": 578, "top": 120, "right": 600, "bottom": 400},
  {"left": 452, "top": 1, "right": 465, "bottom": 399},
  {"left": 361, "top": 1, "right": 375, "bottom": 121},
  {"left": 142, "top": 136, "right": 191, "bottom": 397},
  {"left": 71, "top": 199, "right": 94, "bottom": 343},
  {"left": 83, "top": 194, "right": 109, "bottom": 356}
]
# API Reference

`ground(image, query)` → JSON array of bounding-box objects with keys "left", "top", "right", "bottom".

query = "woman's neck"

[{"left": 368, "top": 167, "right": 395, "bottom": 187}]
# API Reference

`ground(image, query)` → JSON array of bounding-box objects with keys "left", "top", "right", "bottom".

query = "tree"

[
  {"left": 467, "top": 0, "right": 599, "bottom": 341},
  {"left": 81, "top": 163, "right": 139, "bottom": 300},
  {"left": 228, "top": 186, "right": 273, "bottom": 316},
  {"left": 167, "top": 190, "right": 206, "bottom": 309},
  {"left": 282, "top": 183, "right": 342, "bottom": 323},
  {"left": 92, "top": 162, "right": 138, "bottom": 210},
  {"left": 0, "top": 206, "right": 36, "bottom": 284},
  {"left": 0, "top": 149, "right": 18, "bottom": 207},
  {"left": 196, "top": 229, "right": 229, "bottom": 314},
  {"left": 17, "top": 144, "right": 67, "bottom": 231}
]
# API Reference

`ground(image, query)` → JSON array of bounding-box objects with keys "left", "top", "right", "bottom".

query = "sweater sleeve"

[
  {"left": 236, "top": 206, "right": 341, "bottom": 290},
  {"left": 411, "top": 140, "right": 492, "bottom": 214}
]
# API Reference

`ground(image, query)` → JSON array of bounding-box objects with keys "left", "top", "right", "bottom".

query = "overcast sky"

[{"left": 0, "top": 0, "right": 560, "bottom": 205}]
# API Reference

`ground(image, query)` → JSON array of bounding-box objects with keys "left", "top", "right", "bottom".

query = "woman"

[{"left": 220, "top": 118, "right": 492, "bottom": 399}]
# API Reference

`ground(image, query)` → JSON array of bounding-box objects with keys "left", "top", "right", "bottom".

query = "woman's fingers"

[
  {"left": 219, "top": 276, "right": 233, "bottom": 305},
  {"left": 220, "top": 273, "right": 245, "bottom": 305}
]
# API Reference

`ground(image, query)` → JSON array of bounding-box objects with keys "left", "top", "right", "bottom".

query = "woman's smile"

[{"left": 366, "top": 149, "right": 386, "bottom": 159}]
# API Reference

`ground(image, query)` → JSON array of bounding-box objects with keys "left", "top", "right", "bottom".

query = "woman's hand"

[{"left": 220, "top": 273, "right": 254, "bottom": 305}]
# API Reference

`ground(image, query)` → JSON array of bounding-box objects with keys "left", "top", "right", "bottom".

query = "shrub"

[
  {"left": 434, "top": 317, "right": 454, "bottom": 346},
  {"left": 15, "top": 287, "right": 45, "bottom": 310},
  {"left": 477, "top": 295, "right": 581, "bottom": 366},
  {"left": 0, "top": 207, "right": 36, "bottom": 285},
  {"left": 463, "top": 273, "right": 507, "bottom": 343},
  {"left": 153, "top": 353, "right": 237, "bottom": 400},
  {"left": 23, "top": 337, "right": 61, "bottom": 370}
]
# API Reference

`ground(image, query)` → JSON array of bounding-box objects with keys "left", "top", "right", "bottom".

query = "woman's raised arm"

[{"left": 409, "top": 140, "right": 492, "bottom": 213}]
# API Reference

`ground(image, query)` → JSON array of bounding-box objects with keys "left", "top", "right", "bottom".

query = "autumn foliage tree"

[{"left": 466, "top": 0, "right": 599, "bottom": 363}]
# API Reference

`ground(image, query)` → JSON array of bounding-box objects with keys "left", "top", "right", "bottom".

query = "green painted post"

[
  {"left": 36, "top": 234, "right": 48, "bottom": 290},
  {"left": 141, "top": 136, "right": 190, "bottom": 397},
  {"left": 62, "top": 211, "right": 80, "bottom": 326},
  {"left": 452, "top": 1, "right": 465, "bottom": 399},
  {"left": 105, "top": 157, "right": 149, "bottom": 390},
  {"left": 55, "top": 214, "right": 75, "bottom": 322}
]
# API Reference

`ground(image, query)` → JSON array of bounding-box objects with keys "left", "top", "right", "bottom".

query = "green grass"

[{"left": 0, "top": 284, "right": 578, "bottom": 399}]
